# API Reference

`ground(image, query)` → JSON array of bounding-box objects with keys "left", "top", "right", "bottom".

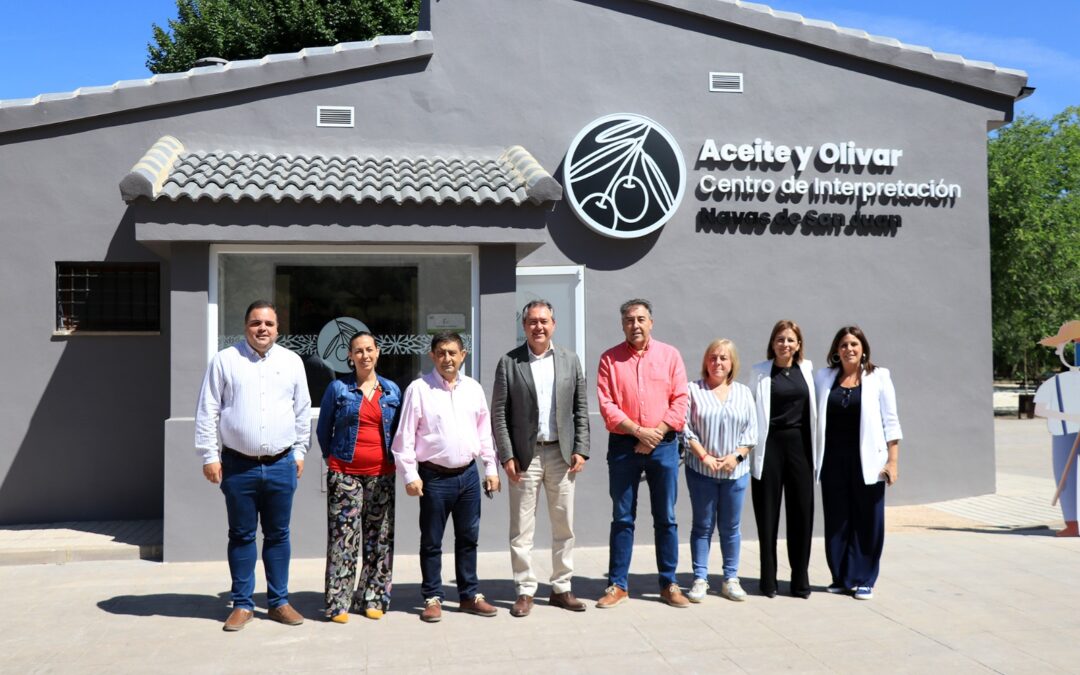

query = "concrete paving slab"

[{"left": 2, "top": 418, "right": 1079, "bottom": 673}]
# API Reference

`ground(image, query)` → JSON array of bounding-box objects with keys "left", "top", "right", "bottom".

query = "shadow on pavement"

[
  {"left": 927, "top": 524, "right": 1055, "bottom": 536},
  {"left": 98, "top": 592, "right": 231, "bottom": 621}
]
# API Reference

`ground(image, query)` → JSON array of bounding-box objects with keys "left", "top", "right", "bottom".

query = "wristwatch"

[{"left": 735, "top": 453, "right": 746, "bottom": 464}]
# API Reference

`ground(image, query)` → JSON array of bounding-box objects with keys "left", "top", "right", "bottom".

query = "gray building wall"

[{"left": 0, "top": 0, "right": 1020, "bottom": 562}]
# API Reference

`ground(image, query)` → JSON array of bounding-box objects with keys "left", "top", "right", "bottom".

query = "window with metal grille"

[{"left": 55, "top": 262, "right": 161, "bottom": 333}]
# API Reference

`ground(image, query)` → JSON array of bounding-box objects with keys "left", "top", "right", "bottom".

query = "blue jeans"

[
  {"left": 606, "top": 433, "right": 679, "bottom": 590},
  {"left": 685, "top": 466, "right": 748, "bottom": 581},
  {"left": 418, "top": 464, "right": 482, "bottom": 601},
  {"left": 219, "top": 452, "right": 298, "bottom": 610},
  {"left": 1053, "top": 433, "right": 1079, "bottom": 521}
]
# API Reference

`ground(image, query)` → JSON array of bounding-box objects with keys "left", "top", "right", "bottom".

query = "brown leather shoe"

[
  {"left": 421, "top": 597, "right": 442, "bottom": 623},
  {"left": 459, "top": 593, "right": 498, "bottom": 617},
  {"left": 595, "top": 585, "right": 628, "bottom": 609},
  {"left": 510, "top": 594, "right": 533, "bottom": 617},
  {"left": 549, "top": 591, "right": 587, "bottom": 612},
  {"left": 222, "top": 607, "right": 253, "bottom": 632},
  {"left": 660, "top": 583, "right": 690, "bottom": 608},
  {"left": 267, "top": 603, "right": 305, "bottom": 625}
]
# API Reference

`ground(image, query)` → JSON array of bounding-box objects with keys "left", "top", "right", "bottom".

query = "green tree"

[
  {"left": 147, "top": 0, "right": 420, "bottom": 74},
  {"left": 989, "top": 106, "right": 1080, "bottom": 384}
]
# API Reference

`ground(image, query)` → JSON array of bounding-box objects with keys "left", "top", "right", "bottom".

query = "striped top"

[{"left": 682, "top": 379, "right": 758, "bottom": 480}]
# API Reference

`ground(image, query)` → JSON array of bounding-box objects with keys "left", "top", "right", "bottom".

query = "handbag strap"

[{"left": 1056, "top": 376, "right": 1070, "bottom": 435}]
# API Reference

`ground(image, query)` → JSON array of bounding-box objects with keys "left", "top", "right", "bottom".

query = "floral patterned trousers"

[{"left": 325, "top": 471, "right": 395, "bottom": 616}]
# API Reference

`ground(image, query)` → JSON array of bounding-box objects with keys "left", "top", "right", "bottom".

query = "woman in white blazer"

[
  {"left": 814, "top": 326, "right": 901, "bottom": 601},
  {"left": 749, "top": 320, "right": 817, "bottom": 598}
]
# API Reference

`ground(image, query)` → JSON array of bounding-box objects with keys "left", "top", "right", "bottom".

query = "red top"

[{"left": 328, "top": 389, "right": 394, "bottom": 476}]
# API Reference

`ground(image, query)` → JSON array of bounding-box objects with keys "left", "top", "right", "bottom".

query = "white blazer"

[
  {"left": 749, "top": 359, "right": 818, "bottom": 481},
  {"left": 814, "top": 366, "right": 903, "bottom": 485}
]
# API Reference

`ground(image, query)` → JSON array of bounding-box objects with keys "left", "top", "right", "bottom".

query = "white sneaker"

[
  {"left": 853, "top": 586, "right": 874, "bottom": 600},
  {"left": 720, "top": 578, "right": 747, "bottom": 602},
  {"left": 687, "top": 578, "right": 709, "bottom": 603}
]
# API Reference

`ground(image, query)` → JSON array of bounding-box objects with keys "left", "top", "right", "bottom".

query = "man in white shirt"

[
  {"left": 492, "top": 300, "right": 590, "bottom": 617},
  {"left": 1034, "top": 320, "right": 1080, "bottom": 537},
  {"left": 195, "top": 300, "right": 311, "bottom": 631}
]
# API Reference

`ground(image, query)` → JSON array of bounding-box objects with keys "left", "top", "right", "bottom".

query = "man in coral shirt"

[{"left": 595, "top": 299, "right": 689, "bottom": 609}]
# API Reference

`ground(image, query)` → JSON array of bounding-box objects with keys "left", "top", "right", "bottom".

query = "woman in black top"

[
  {"left": 814, "top": 326, "right": 902, "bottom": 601},
  {"left": 749, "top": 320, "right": 818, "bottom": 598}
]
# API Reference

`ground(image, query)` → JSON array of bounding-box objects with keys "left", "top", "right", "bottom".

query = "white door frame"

[{"left": 515, "top": 265, "right": 586, "bottom": 362}]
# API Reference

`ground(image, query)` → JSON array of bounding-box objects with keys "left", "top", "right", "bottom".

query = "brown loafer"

[
  {"left": 421, "top": 597, "right": 442, "bottom": 623},
  {"left": 510, "top": 594, "right": 533, "bottom": 617},
  {"left": 222, "top": 607, "right": 253, "bottom": 632},
  {"left": 595, "top": 585, "right": 628, "bottom": 609},
  {"left": 549, "top": 591, "right": 587, "bottom": 612},
  {"left": 660, "top": 583, "right": 690, "bottom": 608},
  {"left": 459, "top": 593, "right": 498, "bottom": 617},
  {"left": 267, "top": 603, "right": 305, "bottom": 625}
]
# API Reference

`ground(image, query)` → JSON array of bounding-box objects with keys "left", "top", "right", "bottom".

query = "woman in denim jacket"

[{"left": 316, "top": 331, "right": 402, "bottom": 622}]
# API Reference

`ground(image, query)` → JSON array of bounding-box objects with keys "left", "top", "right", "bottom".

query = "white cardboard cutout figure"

[{"left": 1033, "top": 320, "right": 1080, "bottom": 536}]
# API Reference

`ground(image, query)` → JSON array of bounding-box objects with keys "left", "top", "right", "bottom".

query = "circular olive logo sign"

[
  {"left": 317, "top": 317, "right": 371, "bottom": 373},
  {"left": 563, "top": 113, "right": 686, "bottom": 239}
]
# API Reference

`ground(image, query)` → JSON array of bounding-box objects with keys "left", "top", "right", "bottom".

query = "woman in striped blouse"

[{"left": 682, "top": 338, "right": 758, "bottom": 603}]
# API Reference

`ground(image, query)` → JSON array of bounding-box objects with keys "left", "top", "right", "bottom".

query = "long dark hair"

[
  {"left": 825, "top": 325, "right": 876, "bottom": 374},
  {"left": 766, "top": 319, "right": 804, "bottom": 364}
]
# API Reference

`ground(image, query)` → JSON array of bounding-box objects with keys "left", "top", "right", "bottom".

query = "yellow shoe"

[
  {"left": 330, "top": 612, "right": 349, "bottom": 624},
  {"left": 364, "top": 608, "right": 384, "bottom": 620}
]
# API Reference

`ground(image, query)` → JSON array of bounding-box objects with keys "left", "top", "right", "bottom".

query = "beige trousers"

[{"left": 508, "top": 443, "right": 576, "bottom": 596}]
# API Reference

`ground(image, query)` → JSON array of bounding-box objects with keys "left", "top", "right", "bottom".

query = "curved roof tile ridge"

[
  {"left": 0, "top": 31, "right": 435, "bottom": 133},
  {"left": 118, "top": 135, "right": 185, "bottom": 202},
  {"left": 634, "top": 0, "right": 1027, "bottom": 95}
]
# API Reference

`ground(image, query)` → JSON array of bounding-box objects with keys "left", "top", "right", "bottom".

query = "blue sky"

[{"left": 0, "top": 1, "right": 1075, "bottom": 120}]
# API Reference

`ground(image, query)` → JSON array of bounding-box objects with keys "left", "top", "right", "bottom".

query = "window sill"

[{"left": 52, "top": 330, "right": 162, "bottom": 337}]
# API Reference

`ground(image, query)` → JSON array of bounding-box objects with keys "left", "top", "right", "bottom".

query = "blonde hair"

[{"left": 701, "top": 338, "right": 740, "bottom": 383}]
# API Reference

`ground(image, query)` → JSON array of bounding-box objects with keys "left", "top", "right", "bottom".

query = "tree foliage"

[
  {"left": 147, "top": 0, "right": 421, "bottom": 74},
  {"left": 989, "top": 106, "right": 1080, "bottom": 383}
]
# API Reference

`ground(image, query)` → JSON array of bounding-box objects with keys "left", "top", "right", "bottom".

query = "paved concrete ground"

[{"left": 2, "top": 418, "right": 1077, "bottom": 674}]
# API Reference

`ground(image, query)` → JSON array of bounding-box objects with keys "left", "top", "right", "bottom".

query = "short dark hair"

[
  {"left": 620, "top": 298, "right": 652, "bottom": 318},
  {"left": 826, "top": 325, "right": 877, "bottom": 374},
  {"left": 430, "top": 331, "right": 465, "bottom": 353},
  {"left": 244, "top": 300, "right": 276, "bottom": 322},
  {"left": 521, "top": 299, "right": 555, "bottom": 322},
  {"left": 766, "top": 319, "right": 804, "bottom": 364}
]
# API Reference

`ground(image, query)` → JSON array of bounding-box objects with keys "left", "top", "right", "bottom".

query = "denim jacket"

[{"left": 316, "top": 374, "right": 402, "bottom": 464}]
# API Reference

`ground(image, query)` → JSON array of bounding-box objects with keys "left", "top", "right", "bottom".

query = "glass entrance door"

[{"left": 213, "top": 247, "right": 475, "bottom": 404}]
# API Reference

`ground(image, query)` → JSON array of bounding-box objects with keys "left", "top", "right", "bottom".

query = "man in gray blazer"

[{"left": 492, "top": 300, "right": 590, "bottom": 617}]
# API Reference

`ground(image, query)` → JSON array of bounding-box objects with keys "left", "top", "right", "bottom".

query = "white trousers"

[{"left": 508, "top": 442, "right": 576, "bottom": 596}]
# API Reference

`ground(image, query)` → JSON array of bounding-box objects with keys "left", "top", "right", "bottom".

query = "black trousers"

[
  {"left": 821, "top": 446, "right": 886, "bottom": 589},
  {"left": 751, "top": 426, "right": 814, "bottom": 596}
]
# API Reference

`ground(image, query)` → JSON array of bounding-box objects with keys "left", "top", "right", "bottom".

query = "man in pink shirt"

[
  {"left": 392, "top": 332, "right": 501, "bottom": 623},
  {"left": 595, "top": 299, "right": 689, "bottom": 609}
]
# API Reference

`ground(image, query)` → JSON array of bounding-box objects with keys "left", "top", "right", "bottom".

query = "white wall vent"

[
  {"left": 316, "top": 105, "right": 355, "bottom": 128},
  {"left": 709, "top": 72, "right": 744, "bottom": 93}
]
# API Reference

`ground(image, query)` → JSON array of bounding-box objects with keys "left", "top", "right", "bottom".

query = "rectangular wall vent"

[
  {"left": 709, "top": 72, "right": 744, "bottom": 93},
  {"left": 316, "top": 105, "right": 355, "bottom": 128}
]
